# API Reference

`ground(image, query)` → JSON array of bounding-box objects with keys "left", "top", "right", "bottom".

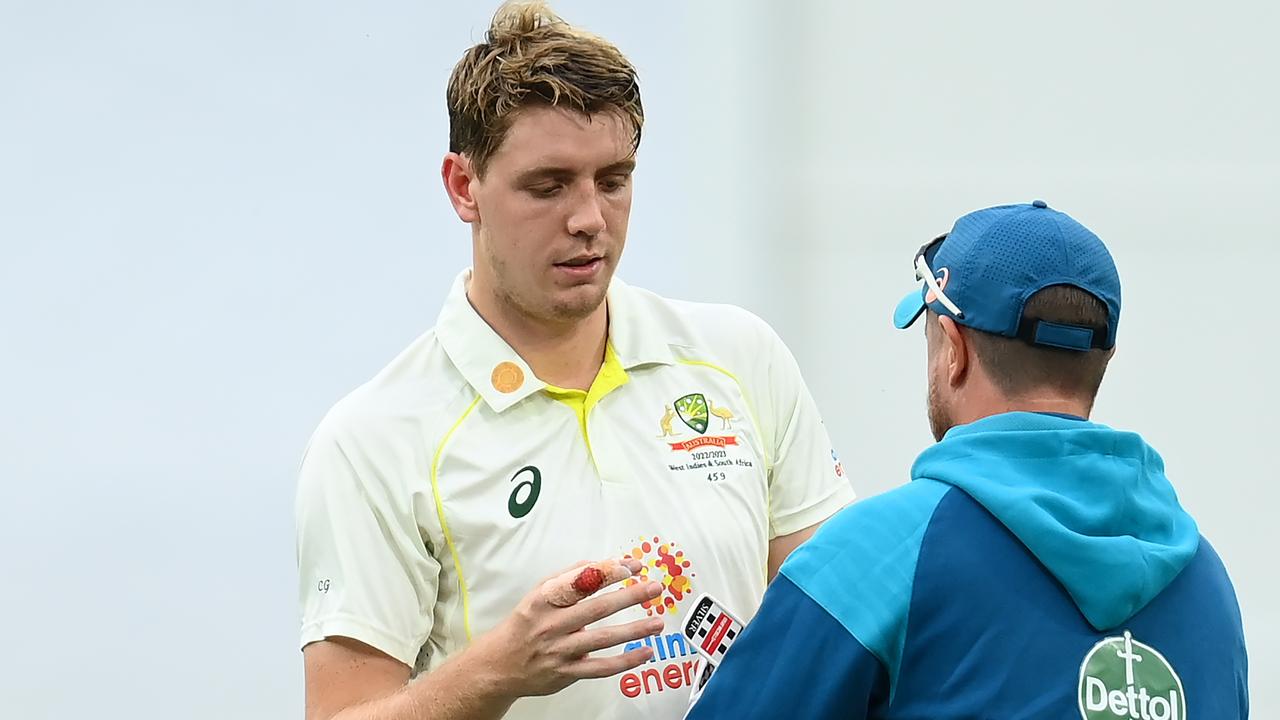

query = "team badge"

[{"left": 675, "top": 393, "right": 709, "bottom": 434}]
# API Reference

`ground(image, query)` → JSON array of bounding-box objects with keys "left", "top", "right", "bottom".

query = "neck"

[
  {"left": 467, "top": 286, "right": 608, "bottom": 392},
  {"left": 956, "top": 391, "right": 1092, "bottom": 426}
]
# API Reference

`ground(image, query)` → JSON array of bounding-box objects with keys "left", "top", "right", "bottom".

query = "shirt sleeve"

[
  {"left": 685, "top": 573, "right": 888, "bottom": 719},
  {"left": 757, "top": 323, "right": 855, "bottom": 538},
  {"left": 295, "top": 407, "right": 441, "bottom": 667}
]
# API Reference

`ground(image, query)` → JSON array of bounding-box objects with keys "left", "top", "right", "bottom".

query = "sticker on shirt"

[
  {"left": 617, "top": 535, "right": 701, "bottom": 701},
  {"left": 658, "top": 393, "right": 755, "bottom": 479},
  {"left": 1077, "top": 630, "right": 1185, "bottom": 720},
  {"left": 680, "top": 593, "right": 744, "bottom": 668},
  {"left": 680, "top": 596, "right": 743, "bottom": 713}
]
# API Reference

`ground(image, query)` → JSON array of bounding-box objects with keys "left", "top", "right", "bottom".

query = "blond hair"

[{"left": 446, "top": 1, "right": 644, "bottom": 176}]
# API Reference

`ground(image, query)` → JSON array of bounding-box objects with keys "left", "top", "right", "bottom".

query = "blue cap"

[{"left": 893, "top": 201, "right": 1121, "bottom": 350}]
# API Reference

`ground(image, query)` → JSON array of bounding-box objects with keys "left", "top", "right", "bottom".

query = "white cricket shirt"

[{"left": 297, "top": 270, "right": 854, "bottom": 719}]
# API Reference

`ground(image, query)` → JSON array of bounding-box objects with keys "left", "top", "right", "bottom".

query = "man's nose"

[{"left": 566, "top": 187, "right": 606, "bottom": 238}]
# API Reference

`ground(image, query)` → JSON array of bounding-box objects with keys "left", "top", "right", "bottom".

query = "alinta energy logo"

[
  {"left": 617, "top": 535, "right": 699, "bottom": 701},
  {"left": 1078, "top": 631, "right": 1186, "bottom": 720}
]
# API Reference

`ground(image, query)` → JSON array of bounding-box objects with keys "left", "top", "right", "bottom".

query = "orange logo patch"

[
  {"left": 624, "top": 536, "right": 694, "bottom": 616},
  {"left": 491, "top": 362, "right": 524, "bottom": 393}
]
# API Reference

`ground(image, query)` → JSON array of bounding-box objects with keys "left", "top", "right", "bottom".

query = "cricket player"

[
  {"left": 686, "top": 201, "right": 1249, "bottom": 718},
  {"left": 295, "top": 3, "right": 854, "bottom": 719}
]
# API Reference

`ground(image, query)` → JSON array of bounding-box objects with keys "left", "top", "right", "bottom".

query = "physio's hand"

[{"left": 468, "top": 558, "right": 664, "bottom": 700}]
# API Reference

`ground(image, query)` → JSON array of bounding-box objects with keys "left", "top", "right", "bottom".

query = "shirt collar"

[
  {"left": 605, "top": 275, "right": 676, "bottom": 370},
  {"left": 435, "top": 270, "right": 676, "bottom": 413},
  {"left": 436, "top": 270, "right": 545, "bottom": 413}
]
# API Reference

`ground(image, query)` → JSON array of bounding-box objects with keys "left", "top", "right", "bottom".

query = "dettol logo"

[{"left": 1078, "top": 631, "right": 1186, "bottom": 720}]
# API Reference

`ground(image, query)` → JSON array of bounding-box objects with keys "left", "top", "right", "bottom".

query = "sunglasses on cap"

[{"left": 913, "top": 234, "right": 964, "bottom": 319}]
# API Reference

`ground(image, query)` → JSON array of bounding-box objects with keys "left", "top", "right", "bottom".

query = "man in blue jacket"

[{"left": 687, "top": 200, "right": 1248, "bottom": 719}]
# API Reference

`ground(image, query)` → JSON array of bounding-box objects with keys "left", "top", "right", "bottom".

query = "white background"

[{"left": 2, "top": 1, "right": 1274, "bottom": 717}]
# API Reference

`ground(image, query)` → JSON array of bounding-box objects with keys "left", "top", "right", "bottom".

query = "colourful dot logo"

[{"left": 624, "top": 536, "right": 694, "bottom": 616}]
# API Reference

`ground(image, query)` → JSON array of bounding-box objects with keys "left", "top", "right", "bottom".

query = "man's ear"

[
  {"left": 441, "top": 152, "right": 479, "bottom": 223},
  {"left": 937, "top": 315, "right": 969, "bottom": 388}
]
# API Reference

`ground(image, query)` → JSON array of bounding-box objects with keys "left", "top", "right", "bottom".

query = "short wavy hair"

[{"left": 446, "top": 1, "right": 644, "bottom": 176}]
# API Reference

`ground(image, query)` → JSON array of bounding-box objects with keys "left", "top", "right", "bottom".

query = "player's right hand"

[{"left": 467, "top": 557, "right": 665, "bottom": 700}]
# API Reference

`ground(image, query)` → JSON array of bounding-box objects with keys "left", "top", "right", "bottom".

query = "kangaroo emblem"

[{"left": 659, "top": 405, "right": 681, "bottom": 437}]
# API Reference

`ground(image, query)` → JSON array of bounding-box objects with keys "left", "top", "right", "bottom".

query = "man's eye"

[
  {"left": 600, "top": 176, "right": 629, "bottom": 193},
  {"left": 529, "top": 185, "right": 562, "bottom": 198}
]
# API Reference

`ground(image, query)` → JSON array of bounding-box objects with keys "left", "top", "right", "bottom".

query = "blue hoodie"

[{"left": 687, "top": 412, "right": 1248, "bottom": 719}]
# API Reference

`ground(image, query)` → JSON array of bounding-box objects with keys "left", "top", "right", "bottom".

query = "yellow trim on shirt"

[
  {"left": 678, "top": 358, "right": 774, "bottom": 585},
  {"left": 430, "top": 394, "right": 483, "bottom": 643},
  {"left": 543, "top": 344, "right": 630, "bottom": 462},
  {"left": 677, "top": 359, "right": 770, "bottom": 470}
]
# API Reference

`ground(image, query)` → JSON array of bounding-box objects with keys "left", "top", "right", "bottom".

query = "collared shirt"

[{"left": 296, "top": 270, "right": 854, "bottom": 720}]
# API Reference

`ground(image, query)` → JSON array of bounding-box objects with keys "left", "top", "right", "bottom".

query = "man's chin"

[
  {"left": 929, "top": 421, "right": 948, "bottom": 442},
  {"left": 546, "top": 284, "right": 609, "bottom": 321}
]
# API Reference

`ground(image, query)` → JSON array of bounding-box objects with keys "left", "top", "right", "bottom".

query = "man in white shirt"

[{"left": 296, "top": 3, "right": 855, "bottom": 718}]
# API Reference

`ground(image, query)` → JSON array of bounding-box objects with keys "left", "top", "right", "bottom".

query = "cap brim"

[{"left": 893, "top": 288, "right": 926, "bottom": 329}]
